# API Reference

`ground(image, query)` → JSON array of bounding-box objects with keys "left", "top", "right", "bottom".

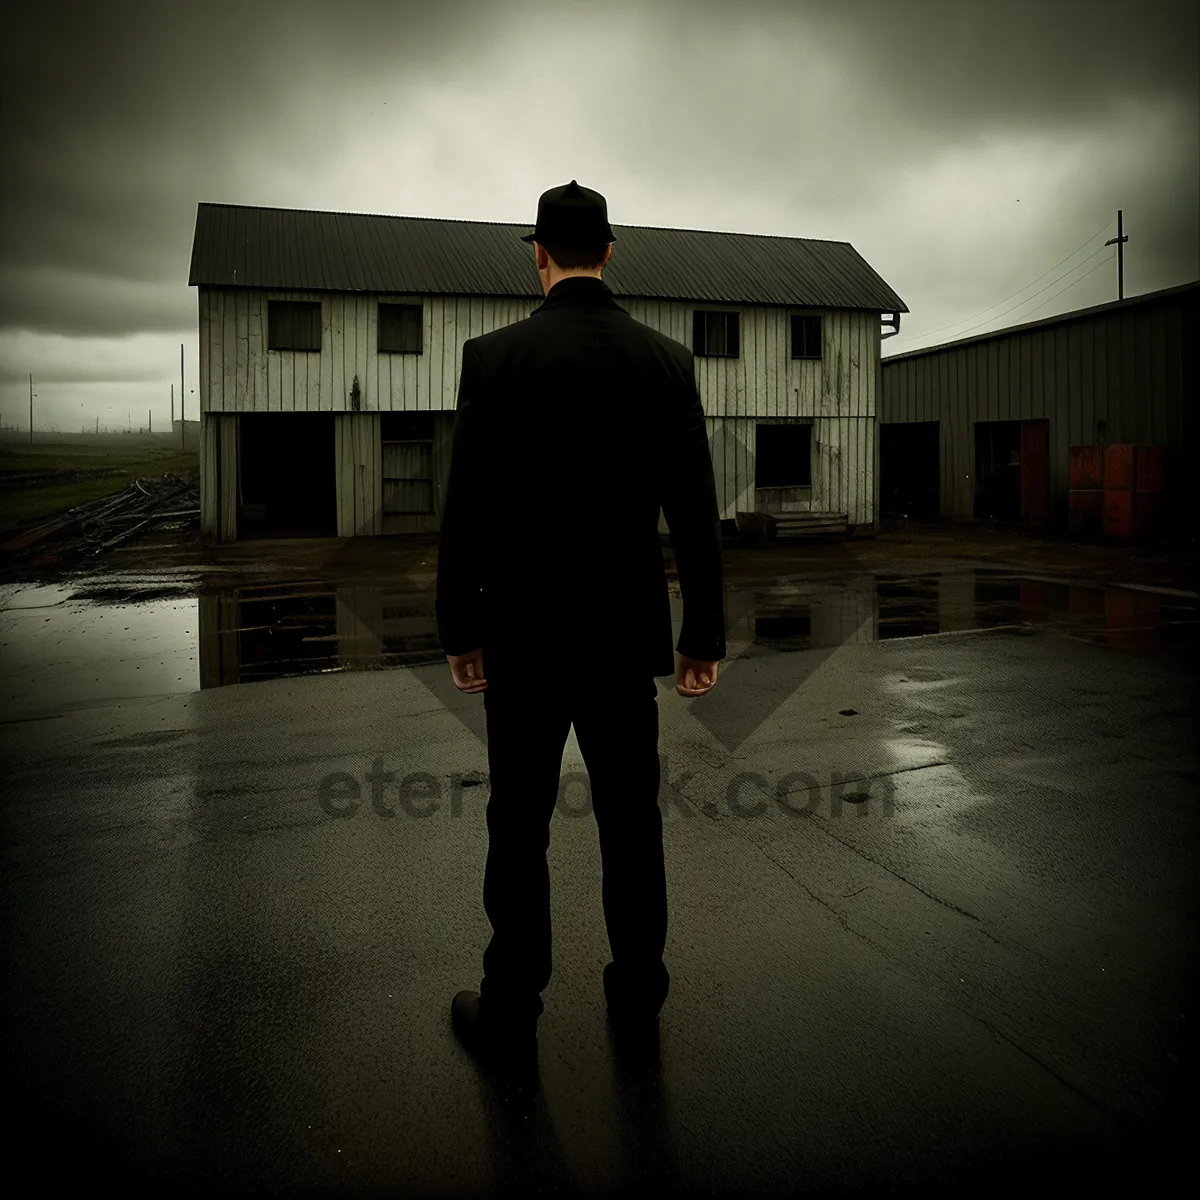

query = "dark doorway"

[
  {"left": 238, "top": 414, "right": 337, "bottom": 538},
  {"left": 973, "top": 418, "right": 1050, "bottom": 524},
  {"left": 1019, "top": 419, "right": 1049, "bottom": 524},
  {"left": 880, "top": 421, "right": 940, "bottom": 516},
  {"left": 973, "top": 421, "right": 1022, "bottom": 521},
  {"left": 755, "top": 422, "right": 812, "bottom": 487}
]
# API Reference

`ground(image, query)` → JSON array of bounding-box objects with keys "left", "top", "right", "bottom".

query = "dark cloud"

[
  {"left": 0, "top": 0, "right": 1195, "bottom": 427},
  {"left": 0, "top": 266, "right": 190, "bottom": 338},
  {"left": 1, "top": 0, "right": 499, "bottom": 284}
]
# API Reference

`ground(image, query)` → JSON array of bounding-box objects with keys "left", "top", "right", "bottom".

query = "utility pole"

[
  {"left": 29, "top": 373, "right": 33, "bottom": 445},
  {"left": 170, "top": 382, "right": 174, "bottom": 430},
  {"left": 148, "top": 408, "right": 152, "bottom": 433},
  {"left": 180, "top": 342, "right": 185, "bottom": 451},
  {"left": 1105, "top": 209, "right": 1128, "bottom": 300}
]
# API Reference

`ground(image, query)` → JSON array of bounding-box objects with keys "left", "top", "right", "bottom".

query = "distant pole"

[
  {"left": 95, "top": 417, "right": 99, "bottom": 435},
  {"left": 170, "top": 382, "right": 175, "bottom": 429},
  {"left": 1105, "top": 209, "right": 1128, "bottom": 300},
  {"left": 29, "top": 373, "right": 33, "bottom": 445},
  {"left": 148, "top": 408, "right": 152, "bottom": 433},
  {"left": 180, "top": 342, "right": 185, "bottom": 450}
]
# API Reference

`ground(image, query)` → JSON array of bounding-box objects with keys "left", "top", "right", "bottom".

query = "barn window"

[
  {"left": 268, "top": 300, "right": 321, "bottom": 352},
  {"left": 755, "top": 422, "right": 812, "bottom": 488},
  {"left": 378, "top": 303, "right": 424, "bottom": 353},
  {"left": 790, "top": 315, "right": 822, "bottom": 360},
  {"left": 693, "top": 309, "right": 740, "bottom": 358}
]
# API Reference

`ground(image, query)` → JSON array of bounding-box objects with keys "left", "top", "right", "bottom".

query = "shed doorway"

[
  {"left": 238, "top": 413, "right": 337, "bottom": 538},
  {"left": 880, "top": 421, "right": 940, "bottom": 516},
  {"left": 973, "top": 419, "right": 1048, "bottom": 524}
]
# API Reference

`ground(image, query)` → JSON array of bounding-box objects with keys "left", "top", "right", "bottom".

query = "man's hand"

[
  {"left": 447, "top": 648, "right": 487, "bottom": 692},
  {"left": 676, "top": 654, "right": 719, "bottom": 697}
]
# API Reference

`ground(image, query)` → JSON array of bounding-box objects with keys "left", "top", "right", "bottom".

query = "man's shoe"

[{"left": 451, "top": 990, "right": 538, "bottom": 1082}]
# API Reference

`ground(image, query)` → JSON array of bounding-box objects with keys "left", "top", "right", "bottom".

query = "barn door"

[
  {"left": 383, "top": 442, "right": 433, "bottom": 509},
  {"left": 1019, "top": 419, "right": 1049, "bottom": 524},
  {"left": 380, "top": 412, "right": 436, "bottom": 533}
]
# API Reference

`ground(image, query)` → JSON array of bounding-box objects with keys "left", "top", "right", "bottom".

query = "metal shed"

[{"left": 879, "top": 280, "right": 1198, "bottom": 537}]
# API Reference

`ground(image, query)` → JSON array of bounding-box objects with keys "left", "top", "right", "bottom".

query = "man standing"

[{"left": 436, "top": 181, "right": 725, "bottom": 1072}]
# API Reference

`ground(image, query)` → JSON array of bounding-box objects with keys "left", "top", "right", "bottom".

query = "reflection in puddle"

[
  {"left": 723, "top": 570, "right": 1196, "bottom": 660},
  {"left": 198, "top": 581, "right": 444, "bottom": 688},
  {"left": 1, "top": 570, "right": 1195, "bottom": 711}
]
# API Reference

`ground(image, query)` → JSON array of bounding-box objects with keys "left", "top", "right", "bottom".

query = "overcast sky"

[{"left": 1, "top": 0, "right": 1195, "bottom": 434}]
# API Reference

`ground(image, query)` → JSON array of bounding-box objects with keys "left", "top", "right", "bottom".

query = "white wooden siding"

[
  {"left": 200, "top": 289, "right": 539, "bottom": 414},
  {"left": 200, "top": 288, "right": 878, "bottom": 421},
  {"left": 706, "top": 414, "right": 875, "bottom": 527},
  {"left": 198, "top": 288, "right": 880, "bottom": 537},
  {"left": 199, "top": 411, "right": 238, "bottom": 540},
  {"left": 334, "top": 412, "right": 382, "bottom": 537}
]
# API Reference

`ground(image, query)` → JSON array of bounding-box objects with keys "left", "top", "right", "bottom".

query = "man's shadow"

[
  {"left": 473, "top": 1062, "right": 573, "bottom": 1194},
  {"left": 472, "top": 1030, "right": 677, "bottom": 1194},
  {"left": 608, "top": 1028, "right": 677, "bottom": 1190}
]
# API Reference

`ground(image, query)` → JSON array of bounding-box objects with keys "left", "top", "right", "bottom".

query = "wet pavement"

[
  {"left": 2, "top": 568, "right": 1195, "bottom": 714},
  {"left": 1, "top": 558, "right": 1197, "bottom": 1195}
]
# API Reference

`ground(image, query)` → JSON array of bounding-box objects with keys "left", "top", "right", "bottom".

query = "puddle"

[
  {"left": 0, "top": 569, "right": 1195, "bottom": 719},
  {"left": 197, "top": 581, "right": 442, "bottom": 688},
  {"left": 725, "top": 570, "right": 1198, "bottom": 656}
]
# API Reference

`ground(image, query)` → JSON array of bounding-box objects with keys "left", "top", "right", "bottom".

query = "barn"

[
  {"left": 187, "top": 202, "right": 908, "bottom": 543},
  {"left": 879, "top": 280, "right": 1198, "bottom": 538}
]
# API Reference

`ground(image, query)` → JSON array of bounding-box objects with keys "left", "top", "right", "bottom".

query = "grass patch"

[
  {"left": 1, "top": 477, "right": 147, "bottom": 527},
  {"left": 0, "top": 448, "right": 199, "bottom": 482},
  {"left": 0, "top": 446, "right": 199, "bottom": 531}
]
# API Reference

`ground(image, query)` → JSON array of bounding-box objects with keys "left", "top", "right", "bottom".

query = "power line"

[
  {"left": 1019, "top": 253, "right": 1115, "bottom": 320},
  {"left": 911, "top": 217, "right": 1116, "bottom": 342},
  {"left": 949, "top": 240, "right": 1114, "bottom": 338}
]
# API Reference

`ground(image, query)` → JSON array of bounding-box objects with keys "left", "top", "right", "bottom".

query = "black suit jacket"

[{"left": 435, "top": 275, "right": 726, "bottom": 678}]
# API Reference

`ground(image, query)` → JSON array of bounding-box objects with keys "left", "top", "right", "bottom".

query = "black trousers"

[{"left": 477, "top": 642, "right": 670, "bottom": 1024}]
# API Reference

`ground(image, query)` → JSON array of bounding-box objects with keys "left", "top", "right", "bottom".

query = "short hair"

[{"left": 541, "top": 243, "right": 610, "bottom": 270}]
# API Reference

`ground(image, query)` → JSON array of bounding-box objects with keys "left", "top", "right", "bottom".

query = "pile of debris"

[{"left": 0, "top": 473, "right": 199, "bottom": 561}]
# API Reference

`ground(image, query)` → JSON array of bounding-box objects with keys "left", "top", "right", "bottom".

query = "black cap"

[{"left": 520, "top": 180, "right": 616, "bottom": 246}]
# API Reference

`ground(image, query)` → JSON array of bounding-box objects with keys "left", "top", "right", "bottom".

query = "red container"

[
  {"left": 1102, "top": 489, "right": 1133, "bottom": 538},
  {"left": 1069, "top": 490, "right": 1104, "bottom": 535},
  {"left": 1069, "top": 445, "right": 1103, "bottom": 489},
  {"left": 1134, "top": 445, "right": 1164, "bottom": 492},
  {"left": 1104, "top": 444, "right": 1134, "bottom": 489},
  {"left": 1133, "top": 491, "right": 1162, "bottom": 538}
]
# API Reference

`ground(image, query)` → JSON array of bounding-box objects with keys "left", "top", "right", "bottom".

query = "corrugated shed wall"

[{"left": 879, "top": 289, "right": 1195, "bottom": 526}]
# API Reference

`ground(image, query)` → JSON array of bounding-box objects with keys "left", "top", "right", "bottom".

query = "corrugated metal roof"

[
  {"left": 188, "top": 202, "right": 908, "bottom": 313},
  {"left": 882, "top": 279, "right": 1200, "bottom": 364}
]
